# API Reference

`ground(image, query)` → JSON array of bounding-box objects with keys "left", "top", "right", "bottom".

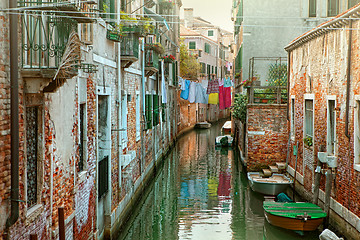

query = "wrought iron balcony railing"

[
  {"left": 21, "top": 13, "right": 78, "bottom": 70},
  {"left": 121, "top": 34, "right": 139, "bottom": 59}
]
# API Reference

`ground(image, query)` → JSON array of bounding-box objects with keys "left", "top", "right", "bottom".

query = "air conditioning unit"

[
  {"left": 317, "top": 152, "right": 328, "bottom": 163},
  {"left": 120, "top": 150, "right": 137, "bottom": 168},
  {"left": 327, "top": 156, "right": 337, "bottom": 168}
]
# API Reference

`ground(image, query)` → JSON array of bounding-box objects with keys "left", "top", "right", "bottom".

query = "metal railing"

[
  {"left": 121, "top": 34, "right": 139, "bottom": 58},
  {"left": 247, "top": 86, "right": 287, "bottom": 104},
  {"left": 145, "top": 49, "right": 159, "bottom": 69}
]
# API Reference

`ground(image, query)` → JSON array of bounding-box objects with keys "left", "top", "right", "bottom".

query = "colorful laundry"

[
  {"left": 208, "top": 93, "right": 219, "bottom": 105},
  {"left": 224, "top": 87, "right": 232, "bottom": 108},
  {"left": 178, "top": 77, "right": 186, "bottom": 91},
  {"left": 224, "top": 77, "right": 232, "bottom": 88},
  {"left": 180, "top": 80, "right": 191, "bottom": 100},
  {"left": 206, "top": 79, "right": 219, "bottom": 94},
  {"left": 188, "top": 81, "right": 197, "bottom": 103},
  {"left": 219, "top": 85, "right": 225, "bottom": 109},
  {"left": 195, "top": 84, "right": 209, "bottom": 104}
]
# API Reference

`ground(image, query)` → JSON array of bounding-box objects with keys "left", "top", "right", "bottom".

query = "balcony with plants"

[
  {"left": 120, "top": 34, "right": 140, "bottom": 68},
  {"left": 145, "top": 49, "right": 160, "bottom": 77}
]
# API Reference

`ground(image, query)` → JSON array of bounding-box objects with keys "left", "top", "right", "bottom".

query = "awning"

[{"left": 144, "top": 7, "right": 170, "bottom": 31}]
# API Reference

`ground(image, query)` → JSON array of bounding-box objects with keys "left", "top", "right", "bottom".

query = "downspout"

[
  {"left": 345, "top": 20, "right": 353, "bottom": 138},
  {"left": 6, "top": 0, "right": 20, "bottom": 230},
  {"left": 287, "top": 51, "right": 291, "bottom": 121},
  {"left": 117, "top": 42, "right": 122, "bottom": 185}
]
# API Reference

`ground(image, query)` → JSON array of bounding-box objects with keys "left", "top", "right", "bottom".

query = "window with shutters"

[
  {"left": 208, "top": 30, "right": 214, "bottom": 36},
  {"left": 100, "top": 0, "right": 116, "bottom": 20},
  {"left": 145, "top": 94, "right": 152, "bottom": 129},
  {"left": 205, "top": 43, "right": 211, "bottom": 54},
  {"left": 153, "top": 95, "right": 159, "bottom": 126},
  {"left": 327, "top": 0, "right": 339, "bottom": 16},
  {"left": 189, "top": 41, "right": 196, "bottom": 50},
  {"left": 309, "top": 0, "right": 317, "bottom": 17},
  {"left": 200, "top": 62, "right": 206, "bottom": 73}
]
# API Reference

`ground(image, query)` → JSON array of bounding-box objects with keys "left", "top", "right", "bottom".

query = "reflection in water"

[{"left": 118, "top": 121, "right": 320, "bottom": 240}]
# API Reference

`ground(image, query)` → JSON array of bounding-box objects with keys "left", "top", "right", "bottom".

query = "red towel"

[
  {"left": 224, "top": 87, "right": 231, "bottom": 108},
  {"left": 219, "top": 85, "right": 225, "bottom": 109}
]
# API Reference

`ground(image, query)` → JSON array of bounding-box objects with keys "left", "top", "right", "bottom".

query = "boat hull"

[
  {"left": 247, "top": 172, "right": 292, "bottom": 196},
  {"left": 264, "top": 211, "right": 324, "bottom": 231},
  {"left": 195, "top": 122, "right": 211, "bottom": 129}
]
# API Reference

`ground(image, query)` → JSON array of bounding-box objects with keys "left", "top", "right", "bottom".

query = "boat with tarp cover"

[{"left": 263, "top": 202, "right": 327, "bottom": 231}]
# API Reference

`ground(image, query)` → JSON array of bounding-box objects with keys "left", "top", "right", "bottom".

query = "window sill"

[
  {"left": 354, "top": 164, "right": 360, "bottom": 172},
  {"left": 26, "top": 204, "right": 43, "bottom": 221}
]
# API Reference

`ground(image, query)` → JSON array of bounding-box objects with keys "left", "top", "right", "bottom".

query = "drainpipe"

[
  {"left": 287, "top": 51, "right": 290, "bottom": 121},
  {"left": 6, "top": 0, "right": 20, "bottom": 230},
  {"left": 140, "top": 38, "right": 145, "bottom": 174},
  {"left": 117, "top": 42, "right": 122, "bottom": 186},
  {"left": 345, "top": 20, "right": 353, "bottom": 138}
]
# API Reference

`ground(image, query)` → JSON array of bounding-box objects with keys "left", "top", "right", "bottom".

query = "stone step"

[
  {"left": 276, "top": 162, "right": 287, "bottom": 170},
  {"left": 269, "top": 165, "right": 279, "bottom": 173},
  {"left": 262, "top": 169, "right": 272, "bottom": 177}
]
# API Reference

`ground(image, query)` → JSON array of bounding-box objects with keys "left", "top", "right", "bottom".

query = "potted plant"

[
  {"left": 163, "top": 54, "right": 176, "bottom": 63},
  {"left": 303, "top": 136, "right": 313, "bottom": 147}
]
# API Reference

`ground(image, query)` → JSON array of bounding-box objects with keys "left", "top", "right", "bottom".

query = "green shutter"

[
  {"left": 145, "top": 94, "right": 152, "bottom": 129},
  {"left": 162, "top": 103, "right": 166, "bottom": 122},
  {"left": 189, "top": 41, "right": 196, "bottom": 49},
  {"left": 153, "top": 95, "right": 159, "bottom": 126},
  {"left": 215, "top": 67, "right": 217, "bottom": 75}
]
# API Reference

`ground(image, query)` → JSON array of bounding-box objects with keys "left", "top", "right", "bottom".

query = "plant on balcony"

[
  {"left": 106, "top": 23, "right": 123, "bottom": 42},
  {"left": 163, "top": 54, "right": 175, "bottom": 63},
  {"left": 303, "top": 136, "right": 313, "bottom": 147},
  {"left": 232, "top": 94, "right": 247, "bottom": 123},
  {"left": 145, "top": 42, "right": 165, "bottom": 55},
  {"left": 137, "top": 16, "right": 155, "bottom": 35}
]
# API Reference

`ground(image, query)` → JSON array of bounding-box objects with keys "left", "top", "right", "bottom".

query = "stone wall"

[{"left": 246, "top": 104, "right": 288, "bottom": 171}]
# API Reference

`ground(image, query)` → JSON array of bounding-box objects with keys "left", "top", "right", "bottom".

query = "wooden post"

[
  {"left": 293, "top": 142, "right": 299, "bottom": 201},
  {"left": 58, "top": 207, "right": 66, "bottom": 240},
  {"left": 313, "top": 145, "right": 325, "bottom": 205},
  {"left": 324, "top": 170, "right": 333, "bottom": 227},
  {"left": 30, "top": 234, "right": 37, "bottom": 240}
]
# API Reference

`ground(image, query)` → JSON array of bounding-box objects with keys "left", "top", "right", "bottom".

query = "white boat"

[
  {"left": 247, "top": 172, "right": 293, "bottom": 196},
  {"left": 222, "top": 121, "right": 232, "bottom": 134},
  {"left": 215, "top": 135, "right": 233, "bottom": 146}
]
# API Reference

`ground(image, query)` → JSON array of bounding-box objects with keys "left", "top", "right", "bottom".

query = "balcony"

[
  {"left": 18, "top": 0, "right": 96, "bottom": 23},
  {"left": 120, "top": 34, "right": 139, "bottom": 68},
  {"left": 145, "top": 50, "right": 159, "bottom": 77}
]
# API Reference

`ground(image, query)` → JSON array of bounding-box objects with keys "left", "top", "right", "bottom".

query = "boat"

[
  {"left": 215, "top": 135, "right": 233, "bottom": 147},
  {"left": 263, "top": 202, "right": 327, "bottom": 231},
  {"left": 247, "top": 172, "right": 293, "bottom": 196},
  {"left": 195, "top": 122, "right": 211, "bottom": 129},
  {"left": 221, "top": 121, "right": 232, "bottom": 134}
]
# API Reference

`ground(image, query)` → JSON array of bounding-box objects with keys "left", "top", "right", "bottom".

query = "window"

[
  {"left": 205, "top": 43, "right": 211, "bottom": 54},
  {"left": 349, "top": 0, "right": 360, "bottom": 8},
  {"left": 78, "top": 103, "right": 86, "bottom": 172},
  {"left": 145, "top": 94, "right": 152, "bottom": 129},
  {"left": 291, "top": 98, "right": 295, "bottom": 137},
  {"left": 354, "top": 99, "right": 360, "bottom": 171},
  {"left": 207, "top": 64, "right": 211, "bottom": 76},
  {"left": 200, "top": 62, "right": 206, "bottom": 74},
  {"left": 309, "top": 0, "right": 317, "bottom": 17},
  {"left": 208, "top": 30, "right": 214, "bottom": 36},
  {"left": 153, "top": 95, "right": 160, "bottom": 126},
  {"left": 189, "top": 41, "right": 196, "bottom": 50},
  {"left": 100, "top": 0, "right": 116, "bottom": 20},
  {"left": 81, "top": 23, "right": 93, "bottom": 44},
  {"left": 136, "top": 93, "right": 140, "bottom": 140},
  {"left": 162, "top": 103, "right": 166, "bottom": 122},
  {"left": 327, "top": 99, "right": 336, "bottom": 155},
  {"left": 26, "top": 106, "right": 40, "bottom": 208},
  {"left": 98, "top": 156, "right": 109, "bottom": 199},
  {"left": 121, "top": 94, "right": 128, "bottom": 148},
  {"left": 327, "top": 0, "right": 339, "bottom": 16},
  {"left": 305, "top": 99, "right": 314, "bottom": 138}
]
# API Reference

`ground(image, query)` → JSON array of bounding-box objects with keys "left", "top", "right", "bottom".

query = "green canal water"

[{"left": 118, "top": 120, "right": 320, "bottom": 240}]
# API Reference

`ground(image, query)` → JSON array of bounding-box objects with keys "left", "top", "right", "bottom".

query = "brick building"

[
  {"left": 1, "top": 0, "right": 182, "bottom": 239},
  {"left": 285, "top": 4, "right": 360, "bottom": 239}
]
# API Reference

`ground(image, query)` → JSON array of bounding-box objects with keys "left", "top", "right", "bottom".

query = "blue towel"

[{"left": 180, "top": 80, "right": 191, "bottom": 100}]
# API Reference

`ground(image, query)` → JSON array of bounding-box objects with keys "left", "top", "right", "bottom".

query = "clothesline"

[{"left": 179, "top": 77, "right": 233, "bottom": 109}]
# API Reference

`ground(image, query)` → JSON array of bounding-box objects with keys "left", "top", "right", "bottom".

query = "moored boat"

[
  {"left": 215, "top": 135, "right": 233, "bottom": 147},
  {"left": 263, "top": 202, "right": 327, "bottom": 231},
  {"left": 247, "top": 172, "right": 293, "bottom": 196},
  {"left": 221, "top": 121, "right": 232, "bottom": 134},
  {"left": 195, "top": 122, "right": 211, "bottom": 129}
]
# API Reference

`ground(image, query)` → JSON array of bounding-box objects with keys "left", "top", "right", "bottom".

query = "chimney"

[{"left": 184, "top": 8, "right": 194, "bottom": 28}]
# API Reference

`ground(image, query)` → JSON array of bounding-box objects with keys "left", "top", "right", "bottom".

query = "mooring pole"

[
  {"left": 293, "top": 142, "right": 299, "bottom": 201},
  {"left": 324, "top": 170, "right": 333, "bottom": 227},
  {"left": 58, "top": 207, "right": 65, "bottom": 240}
]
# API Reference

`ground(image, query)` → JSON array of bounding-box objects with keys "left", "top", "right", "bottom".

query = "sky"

[{"left": 179, "top": 0, "right": 234, "bottom": 32}]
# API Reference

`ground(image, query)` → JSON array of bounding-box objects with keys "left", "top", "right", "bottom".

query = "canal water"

[{"left": 118, "top": 120, "right": 320, "bottom": 240}]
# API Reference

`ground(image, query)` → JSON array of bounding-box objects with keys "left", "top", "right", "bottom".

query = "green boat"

[{"left": 263, "top": 202, "right": 327, "bottom": 231}]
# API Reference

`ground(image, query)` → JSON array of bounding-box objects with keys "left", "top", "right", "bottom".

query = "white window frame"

[
  {"left": 354, "top": 95, "right": 360, "bottom": 172},
  {"left": 136, "top": 91, "right": 140, "bottom": 141},
  {"left": 303, "top": 94, "right": 315, "bottom": 143},
  {"left": 291, "top": 96, "right": 295, "bottom": 140},
  {"left": 326, "top": 96, "right": 336, "bottom": 156}
]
